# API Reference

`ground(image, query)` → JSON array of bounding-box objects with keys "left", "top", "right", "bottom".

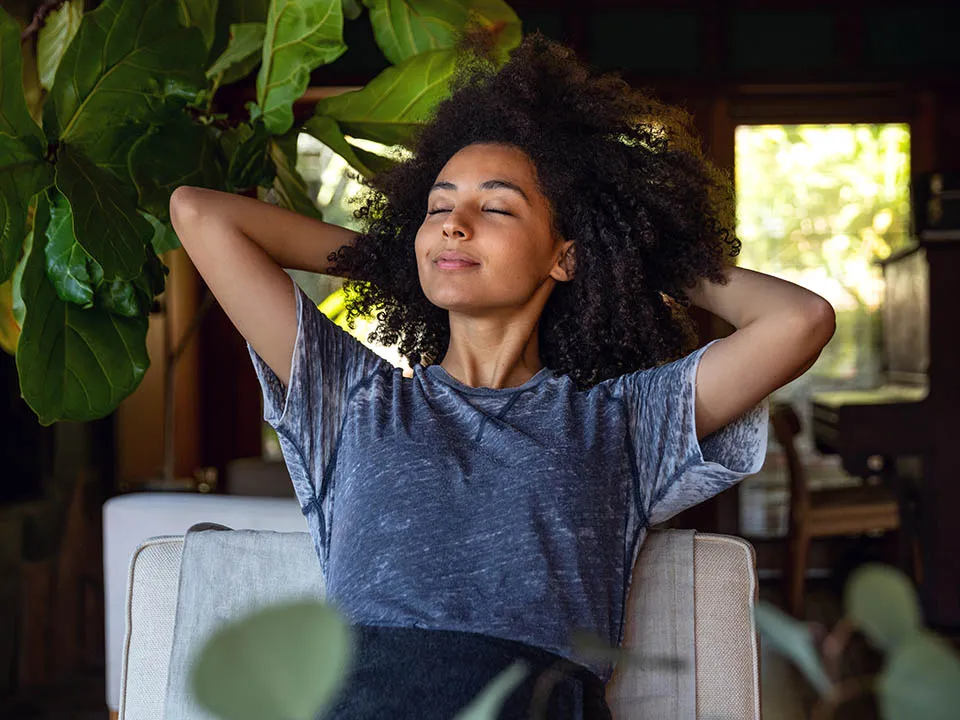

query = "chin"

[
  {"left": 423, "top": 288, "right": 484, "bottom": 313},
  {"left": 426, "top": 296, "right": 477, "bottom": 313}
]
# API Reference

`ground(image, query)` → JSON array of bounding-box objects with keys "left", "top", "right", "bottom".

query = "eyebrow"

[{"left": 428, "top": 179, "right": 530, "bottom": 205}]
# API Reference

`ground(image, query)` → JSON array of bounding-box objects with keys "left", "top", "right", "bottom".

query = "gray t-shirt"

[{"left": 248, "top": 278, "right": 768, "bottom": 680}]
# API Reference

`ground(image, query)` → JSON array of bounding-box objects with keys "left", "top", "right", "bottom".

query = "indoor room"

[{"left": 1, "top": 0, "right": 958, "bottom": 718}]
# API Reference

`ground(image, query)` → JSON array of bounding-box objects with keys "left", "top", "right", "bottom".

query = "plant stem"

[
  {"left": 821, "top": 617, "right": 856, "bottom": 683},
  {"left": 19, "top": 0, "right": 67, "bottom": 43},
  {"left": 162, "top": 289, "right": 215, "bottom": 484}
]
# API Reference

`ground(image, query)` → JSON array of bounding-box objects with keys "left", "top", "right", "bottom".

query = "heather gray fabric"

[
  {"left": 248, "top": 277, "right": 768, "bottom": 680},
  {"left": 163, "top": 524, "right": 325, "bottom": 720}
]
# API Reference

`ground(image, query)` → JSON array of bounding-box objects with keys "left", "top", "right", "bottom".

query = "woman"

[{"left": 171, "top": 33, "right": 834, "bottom": 720}]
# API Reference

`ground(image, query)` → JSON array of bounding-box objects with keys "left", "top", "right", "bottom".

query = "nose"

[{"left": 442, "top": 210, "right": 471, "bottom": 240}]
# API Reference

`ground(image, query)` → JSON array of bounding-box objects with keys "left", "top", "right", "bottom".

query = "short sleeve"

[
  {"left": 246, "top": 275, "right": 387, "bottom": 517},
  {"left": 618, "top": 341, "right": 768, "bottom": 527}
]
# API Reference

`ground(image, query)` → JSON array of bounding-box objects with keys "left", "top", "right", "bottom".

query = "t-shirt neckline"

[{"left": 422, "top": 364, "right": 555, "bottom": 396}]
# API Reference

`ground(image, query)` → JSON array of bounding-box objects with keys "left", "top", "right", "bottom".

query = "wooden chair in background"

[{"left": 770, "top": 403, "right": 902, "bottom": 617}]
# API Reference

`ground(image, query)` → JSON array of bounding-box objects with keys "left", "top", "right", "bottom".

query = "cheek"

[
  {"left": 497, "top": 233, "right": 553, "bottom": 276},
  {"left": 414, "top": 229, "right": 428, "bottom": 265},
  {"left": 413, "top": 230, "right": 433, "bottom": 290}
]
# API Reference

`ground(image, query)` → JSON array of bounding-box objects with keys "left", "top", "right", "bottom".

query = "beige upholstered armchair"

[{"left": 104, "top": 493, "right": 761, "bottom": 719}]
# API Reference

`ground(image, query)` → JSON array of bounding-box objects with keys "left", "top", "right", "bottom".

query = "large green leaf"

[
  {"left": 36, "top": 0, "right": 84, "bottom": 91},
  {"left": 70, "top": 122, "right": 147, "bottom": 198},
  {"left": 363, "top": 0, "right": 521, "bottom": 65},
  {"left": 221, "top": 0, "right": 271, "bottom": 24},
  {"left": 143, "top": 212, "right": 182, "bottom": 255},
  {"left": 0, "top": 8, "right": 46, "bottom": 156},
  {"left": 177, "top": 0, "right": 219, "bottom": 50},
  {"left": 96, "top": 276, "right": 148, "bottom": 319},
  {"left": 206, "top": 22, "right": 266, "bottom": 85},
  {"left": 11, "top": 221, "right": 33, "bottom": 328},
  {"left": 845, "top": 563, "right": 922, "bottom": 652},
  {"left": 878, "top": 631, "right": 960, "bottom": 720},
  {"left": 44, "top": 0, "right": 207, "bottom": 146},
  {"left": 44, "top": 187, "right": 158, "bottom": 318},
  {"left": 226, "top": 121, "right": 276, "bottom": 191},
  {"left": 269, "top": 133, "right": 324, "bottom": 220},
  {"left": 129, "top": 116, "right": 225, "bottom": 222},
  {"left": 17, "top": 193, "right": 150, "bottom": 425},
  {"left": 211, "top": 0, "right": 269, "bottom": 61},
  {"left": 0, "top": 148, "right": 54, "bottom": 285},
  {"left": 257, "top": 0, "right": 348, "bottom": 135},
  {"left": 0, "top": 131, "right": 41, "bottom": 170},
  {"left": 97, "top": 242, "right": 167, "bottom": 316},
  {"left": 303, "top": 115, "right": 380, "bottom": 180},
  {"left": 0, "top": 10, "right": 53, "bottom": 284},
  {"left": 313, "top": 48, "right": 456, "bottom": 146},
  {"left": 55, "top": 145, "right": 152, "bottom": 282},
  {"left": 192, "top": 601, "right": 353, "bottom": 720},
  {"left": 342, "top": 0, "right": 364, "bottom": 20},
  {"left": 0, "top": 278, "right": 18, "bottom": 354},
  {"left": 44, "top": 190, "right": 103, "bottom": 308},
  {"left": 753, "top": 602, "right": 832, "bottom": 696}
]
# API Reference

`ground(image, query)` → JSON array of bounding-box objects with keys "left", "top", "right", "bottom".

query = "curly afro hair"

[{"left": 331, "top": 32, "right": 740, "bottom": 389}]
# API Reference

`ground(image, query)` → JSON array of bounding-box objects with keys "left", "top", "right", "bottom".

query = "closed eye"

[{"left": 426, "top": 208, "right": 512, "bottom": 216}]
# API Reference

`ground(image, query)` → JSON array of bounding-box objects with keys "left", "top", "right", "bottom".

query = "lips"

[{"left": 434, "top": 250, "right": 480, "bottom": 269}]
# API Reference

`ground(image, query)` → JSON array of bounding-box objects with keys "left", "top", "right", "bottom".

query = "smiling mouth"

[{"left": 435, "top": 259, "right": 480, "bottom": 270}]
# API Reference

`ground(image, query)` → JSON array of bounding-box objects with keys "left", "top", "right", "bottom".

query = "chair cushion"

[
  {"left": 104, "top": 493, "right": 308, "bottom": 713},
  {"left": 163, "top": 524, "right": 324, "bottom": 720}
]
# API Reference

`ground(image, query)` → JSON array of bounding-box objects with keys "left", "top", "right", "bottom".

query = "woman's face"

[{"left": 415, "top": 143, "right": 573, "bottom": 315}]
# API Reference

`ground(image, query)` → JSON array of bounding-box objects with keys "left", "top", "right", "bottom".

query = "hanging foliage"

[{"left": 0, "top": 0, "right": 521, "bottom": 423}]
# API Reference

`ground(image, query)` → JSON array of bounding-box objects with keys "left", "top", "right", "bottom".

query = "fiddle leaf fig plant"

[
  {"left": 755, "top": 563, "right": 960, "bottom": 719},
  {"left": 0, "top": 0, "right": 522, "bottom": 425}
]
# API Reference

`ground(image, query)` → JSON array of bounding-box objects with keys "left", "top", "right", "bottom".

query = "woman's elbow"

[
  {"left": 800, "top": 293, "right": 837, "bottom": 351},
  {"left": 169, "top": 186, "right": 202, "bottom": 228}
]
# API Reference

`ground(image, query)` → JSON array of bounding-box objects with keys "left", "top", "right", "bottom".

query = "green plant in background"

[
  {"left": 0, "top": 0, "right": 521, "bottom": 425},
  {"left": 755, "top": 563, "right": 960, "bottom": 719}
]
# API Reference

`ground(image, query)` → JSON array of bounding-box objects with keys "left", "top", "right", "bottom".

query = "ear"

[{"left": 549, "top": 241, "right": 575, "bottom": 283}]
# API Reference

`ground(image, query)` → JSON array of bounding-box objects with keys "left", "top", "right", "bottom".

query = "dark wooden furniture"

[
  {"left": 772, "top": 403, "right": 901, "bottom": 617},
  {"left": 811, "top": 231, "right": 960, "bottom": 629}
]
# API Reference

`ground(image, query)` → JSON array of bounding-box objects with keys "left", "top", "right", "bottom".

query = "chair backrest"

[
  {"left": 115, "top": 529, "right": 760, "bottom": 720},
  {"left": 770, "top": 401, "right": 809, "bottom": 520},
  {"left": 103, "top": 493, "right": 311, "bottom": 714}
]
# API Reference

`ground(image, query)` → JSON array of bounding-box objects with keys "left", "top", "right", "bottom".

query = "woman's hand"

[{"left": 686, "top": 267, "right": 836, "bottom": 439}]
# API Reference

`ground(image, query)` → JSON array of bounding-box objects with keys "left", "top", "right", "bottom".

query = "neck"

[{"left": 440, "top": 310, "right": 546, "bottom": 389}]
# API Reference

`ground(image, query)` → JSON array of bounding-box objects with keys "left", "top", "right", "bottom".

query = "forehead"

[{"left": 437, "top": 143, "right": 536, "bottom": 183}]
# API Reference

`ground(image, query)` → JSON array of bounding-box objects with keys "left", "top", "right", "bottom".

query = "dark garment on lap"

[{"left": 324, "top": 625, "right": 613, "bottom": 720}]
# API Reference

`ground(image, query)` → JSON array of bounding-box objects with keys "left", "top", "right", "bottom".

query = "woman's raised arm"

[
  {"left": 687, "top": 266, "right": 836, "bottom": 439},
  {"left": 169, "top": 187, "right": 359, "bottom": 385}
]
